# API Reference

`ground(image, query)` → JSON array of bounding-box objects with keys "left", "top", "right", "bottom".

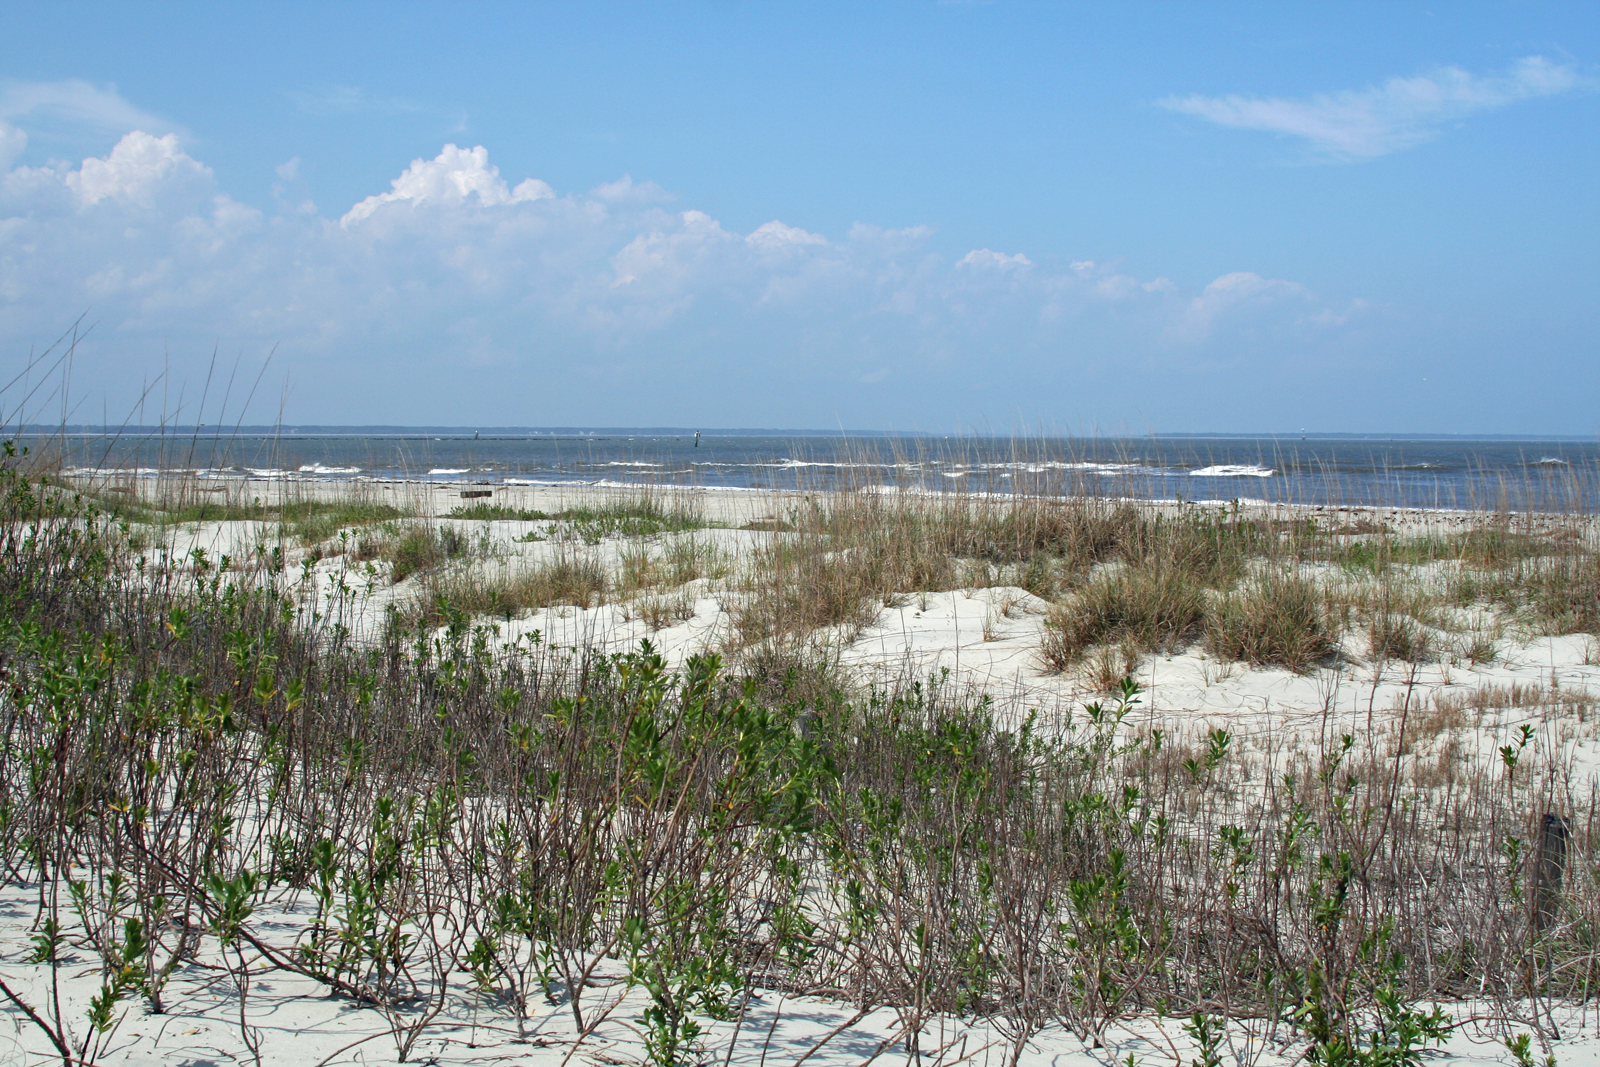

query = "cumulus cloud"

[
  {"left": 1161, "top": 56, "right": 1592, "bottom": 159},
  {"left": 1171, "top": 271, "right": 1312, "bottom": 343},
  {"left": 66, "top": 131, "right": 211, "bottom": 206},
  {"left": 341, "top": 144, "right": 552, "bottom": 225},
  {"left": 0, "top": 127, "right": 1360, "bottom": 423},
  {"left": 746, "top": 220, "right": 828, "bottom": 251},
  {"left": 958, "top": 249, "right": 1032, "bottom": 269}
]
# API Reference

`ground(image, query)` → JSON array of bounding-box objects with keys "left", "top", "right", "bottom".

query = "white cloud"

[
  {"left": 1161, "top": 56, "right": 1592, "bottom": 159},
  {"left": 0, "top": 122, "right": 24, "bottom": 170},
  {"left": 66, "top": 131, "right": 210, "bottom": 206},
  {"left": 958, "top": 249, "right": 1032, "bottom": 269},
  {"left": 341, "top": 144, "right": 553, "bottom": 225},
  {"left": 1171, "top": 271, "right": 1311, "bottom": 342},
  {"left": 0, "top": 132, "right": 1358, "bottom": 423},
  {"left": 1309, "top": 297, "right": 1371, "bottom": 328},
  {"left": 589, "top": 175, "right": 673, "bottom": 204},
  {"left": 0, "top": 79, "right": 177, "bottom": 138},
  {"left": 611, "top": 210, "right": 737, "bottom": 293},
  {"left": 746, "top": 220, "right": 828, "bottom": 251}
]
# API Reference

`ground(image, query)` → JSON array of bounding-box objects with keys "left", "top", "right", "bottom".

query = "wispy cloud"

[
  {"left": 1160, "top": 56, "right": 1592, "bottom": 160},
  {"left": 0, "top": 80, "right": 181, "bottom": 166},
  {"left": 0, "top": 79, "right": 176, "bottom": 134}
]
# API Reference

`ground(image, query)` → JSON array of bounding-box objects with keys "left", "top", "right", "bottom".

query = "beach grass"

[
  {"left": 445, "top": 501, "right": 552, "bottom": 521},
  {"left": 5, "top": 444, "right": 1600, "bottom": 1066},
  {"left": 51, "top": 473, "right": 413, "bottom": 543}
]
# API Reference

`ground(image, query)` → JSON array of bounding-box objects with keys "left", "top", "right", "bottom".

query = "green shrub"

[
  {"left": 557, "top": 498, "right": 705, "bottom": 541},
  {"left": 289, "top": 501, "right": 409, "bottom": 544},
  {"left": 446, "top": 503, "right": 550, "bottom": 521}
]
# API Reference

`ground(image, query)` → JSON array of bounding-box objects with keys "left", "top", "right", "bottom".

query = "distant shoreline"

[{"left": 13, "top": 425, "right": 1600, "bottom": 442}]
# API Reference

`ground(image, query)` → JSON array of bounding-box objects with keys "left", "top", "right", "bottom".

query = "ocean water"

[{"left": 29, "top": 430, "right": 1600, "bottom": 511}]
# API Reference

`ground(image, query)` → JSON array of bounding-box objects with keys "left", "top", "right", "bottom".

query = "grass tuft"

[
  {"left": 389, "top": 523, "right": 470, "bottom": 583},
  {"left": 1040, "top": 565, "right": 1205, "bottom": 672},
  {"left": 1368, "top": 612, "right": 1434, "bottom": 663},
  {"left": 1206, "top": 570, "right": 1337, "bottom": 672},
  {"left": 414, "top": 547, "right": 610, "bottom": 624}
]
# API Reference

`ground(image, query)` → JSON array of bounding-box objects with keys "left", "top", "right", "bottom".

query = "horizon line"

[{"left": 10, "top": 424, "right": 1600, "bottom": 443}]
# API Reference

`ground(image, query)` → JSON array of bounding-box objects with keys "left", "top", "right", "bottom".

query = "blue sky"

[{"left": 1, "top": 2, "right": 1596, "bottom": 433}]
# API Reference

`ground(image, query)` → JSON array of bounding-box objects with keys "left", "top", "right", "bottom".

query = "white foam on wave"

[
  {"left": 586, "top": 477, "right": 762, "bottom": 492},
  {"left": 429, "top": 468, "right": 470, "bottom": 475},
  {"left": 62, "top": 466, "right": 165, "bottom": 478},
  {"left": 761, "top": 459, "right": 920, "bottom": 471},
  {"left": 957, "top": 460, "right": 1158, "bottom": 476},
  {"left": 1189, "top": 464, "right": 1275, "bottom": 478},
  {"left": 298, "top": 464, "right": 361, "bottom": 475},
  {"left": 1028, "top": 460, "right": 1144, "bottom": 474}
]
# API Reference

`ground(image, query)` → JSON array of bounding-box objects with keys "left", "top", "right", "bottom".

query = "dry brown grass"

[
  {"left": 401, "top": 528, "right": 725, "bottom": 630},
  {"left": 1445, "top": 628, "right": 1501, "bottom": 666},
  {"left": 725, "top": 489, "right": 1302, "bottom": 669},
  {"left": 1398, "top": 691, "right": 1472, "bottom": 755},
  {"left": 1083, "top": 639, "right": 1141, "bottom": 691},
  {"left": 1367, "top": 611, "right": 1435, "bottom": 664},
  {"left": 728, "top": 534, "right": 891, "bottom": 648},
  {"left": 1430, "top": 679, "right": 1599, "bottom": 724},
  {"left": 388, "top": 522, "right": 472, "bottom": 583},
  {"left": 1520, "top": 553, "right": 1600, "bottom": 634},
  {"left": 615, "top": 535, "right": 726, "bottom": 597},
  {"left": 625, "top": 590, "right": 698, "bottom": 631},
  {"left": 1205, "top": 569, "right": 1337, "bottom": 672},
  {"left": 304, "top": 475, "right": 1600, "bottom": 707},
  {"left": 1040, "top": 565, "right": 1205, "bottom": 672},
  {"left": 718, "top": 489, "right": 1599, "bottom": 679},
  {"left": 414, "top": 545, "right": 609, "bottom": 624}
]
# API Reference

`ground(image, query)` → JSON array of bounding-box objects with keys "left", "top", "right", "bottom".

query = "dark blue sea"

[{"left": 28, "top": 429, "right": 1600, "bottom": 512}]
